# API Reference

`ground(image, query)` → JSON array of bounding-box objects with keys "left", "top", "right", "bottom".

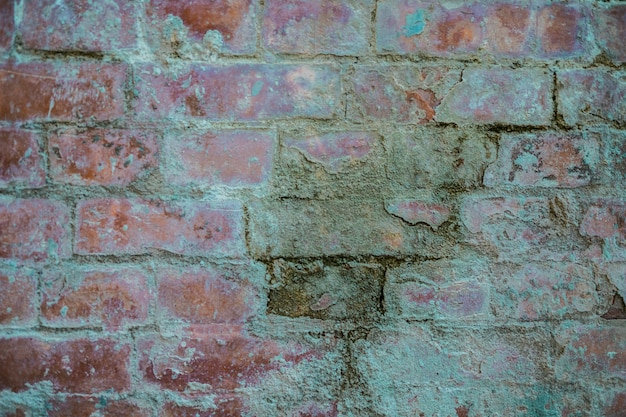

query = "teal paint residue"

[
  {"left": 515, "top": 152, "right": 539, "bottom": 169},
  {"left": 252, "top": 80, "right": 264, "bottom": 97},
  {"left": 403, "top": 10, "right": 426, "bottom": 37},
  {"left": 60, "top": 306, "right": 68, "bottom": 317}
]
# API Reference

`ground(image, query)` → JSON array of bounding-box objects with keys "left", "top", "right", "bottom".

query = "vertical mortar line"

[
  {"left": 552, "top": 69, "right": 560, "bottom": 129},
  {"left": 257, "top": 0, "right": 266, "bottom": 59},
  {"left": 370, "top": 0, "right": 378, "bottom": 56}
]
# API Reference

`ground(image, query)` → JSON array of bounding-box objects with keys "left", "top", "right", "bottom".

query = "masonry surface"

[{"left": 0, "top": 0, "right": 625, "bottom": 416}]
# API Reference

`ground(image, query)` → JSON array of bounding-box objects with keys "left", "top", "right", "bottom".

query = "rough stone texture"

[{"left": 0, "top": 1, "right": 624, "bottom": 415}]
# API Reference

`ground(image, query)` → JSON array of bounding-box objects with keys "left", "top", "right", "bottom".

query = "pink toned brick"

[
  {"left": 377, "top": 1, "right": 591, "bottom": 59},
  {"left": 0, "top": 0, "right": 13, "bottom": 51},
  {"left": 497, "top": 263, "right": 597, "bottom": 320},
  {"left": 135, "top": 64, "right": 340, "bottom": 121},
  {"left": 0, "top": 269, "right": 37, "bottom": 326},
  {"left": 462, "top": 197, "right": 548, "bottom": 235},
  {"left": 376, "top": 0, "right": 484, "bottom": 56},
  {"left": 436, "top": 68, "right": 553, "bottom": 126},
  {"left": 556, "top": 325, "right": 626, "bottom": 381},
  {"left": 594, "top": 5, "right": 626, "bottom": 64},
  {"left": 20, "top": 0, "right": 137, "bottom": 52},
  {"left": 147, "top": 0, "right": 256, "bottom": 54},
  {"left": 0, "top": 337, "right": 131, "bottom": 393},
  {"left": 41, "top": 267, "right": 151, "bottom": 329},
  {"left": 284, "top": 131, "right": 377, "bottom": 173},
  {"left": 387, "top": 280, "right": 488, "bottom": 319},
  {"left": 263, "top": 0, "right": 372, "bottom": 55},
  {"left": 484, "top": 3, "right": 532, "bottom": 56},
  {"left": 484, "top": 132, "right": 600, "bottom": 188},
  {"left": 557, "top": 70, "right": 626, "bottom": 127},
  {"left": 580, "top": 201, "right": 626, "bottom": 241},
  {"left": 536, "top": 3, "right": 587, "bottom": 58},
  {"left": 0, "top": 198, "right": 71, "bottom": 263},
  {"left": 49, "top": 129, "right": 158, "bottom": 186},
  {"left": 0, "top": 61, "right": 126, "bottom": 122},
  {"left": 351, "top": 65, "right": 461, "bottom": 124},
  {"left": 75, "top": 198, "right": 245, "bottom": 257},
  {"left": 164, "top": 129, "right": 274, "bottom": 187},
  {"left": 460, "top": 196, "right": 580, "bottom": 261},
  {"left": 385, "top": 199, "right": 451, "bottom": 230},
  {"left": 157, "top": 266, "right": 262, "bottom": 324},
  {"left": 139, "top": 328, "right": 323, "bottom": 391},
  {"left": 0, "top": 128, "right": 45, "bottom": 188}
]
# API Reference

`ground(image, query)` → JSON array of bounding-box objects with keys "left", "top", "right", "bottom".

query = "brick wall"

[{"left": 0, "top": 0, "right": 625, "bottom": 416}]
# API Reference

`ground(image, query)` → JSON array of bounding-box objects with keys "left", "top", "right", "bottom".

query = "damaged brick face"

[{"left": 0, "top": 1, "right": 624, "bottom": 416}]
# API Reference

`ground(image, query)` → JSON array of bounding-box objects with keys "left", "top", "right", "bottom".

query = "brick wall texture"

[{"left": 0, "top": 1, "right": 625, "bottom": 416}]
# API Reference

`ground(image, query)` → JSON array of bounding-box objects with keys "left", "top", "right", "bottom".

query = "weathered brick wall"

[{"left": 0, "top": 0, "right": 625, "bottom": 415}]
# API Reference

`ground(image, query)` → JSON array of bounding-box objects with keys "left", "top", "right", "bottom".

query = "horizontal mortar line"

[{"left": 8, "top": 49, "right": 620, "bottom": 70}]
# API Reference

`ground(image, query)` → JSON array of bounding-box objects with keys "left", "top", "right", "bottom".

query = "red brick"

[
  {"left": 604, "top": 392, "right": 626, "bottom": 417},
  {"left": 580, "top": 201, "right": 626, "bottom": 241},
  {"left": 497, "top": 263, "right": 597, "bottom": 320},
  {"left": 161, "top": 397, "right": 246, "bottom": 417},
  {"left": 47, "top": 397, "right": 149, "bottom": 417},
  {"left": 20, "top": 0, "right": 137, "bottom": 52},
  {"left": 536, "top": 3, "right": 586, "bottom": 58},
  {"left": 557, "top": 70, "right": 626, "bottom": 127},
  {"left": 594, "top": 5, "right": 626, "bottom": 64},
  {"left": 376, "top": 0, "right": 484, "bottom": 56},
  {"left": 139, "top": 328, "right": 320, "bottom": 391},
  {"left": 41, "top": 267, "right": 151, "bottom": 329},
  {"left": 0, "top": 128, "right": 45, "bottom": 188},
  {"left": 0, "top": 198, "right": 71, "bottom": 263},
  {"left": 436, "top": 68, "right": 553, "bottom": 126},
  {"left": 284, "top": 132, "right": 376, "bottom": 173},
  {"left": 75, "top": 198, "right": 245, "bottom": 257},
  {"left": 0, "top": 337, "right": 131, "bottom": 393},
  {"left": 49, "top": 129, "right": 158, "bottom": 186},
  {"left": 0, "top": 269, "right": 37, "bottom": 326},
  {"left": 387, "top": 280, "right": 488, "bottom": 319},
  {"left": 484, "top": 132, "right": 600, "bottom": 188},
  {"left": 351, "top": 66, "right": 461, "bottom": 124},
  {"left": 556, "top": 325, "right": 626, "bottom": 381},
  {"left": 163, "top": 129, "right": 274, "bottom": 187},
  {"left": 147, "top": 0, "right": 256, "bottom": 54},
  {"left": 134, "top": 64, "right": 340, "bottom": 121},
  {"left": 157, "top": 266, "right": 261, "bottom": 324},
  {"left": 263, "top": 0, "right": 372, "bottom": 55},
  {"left": 384, "top": 199, "right": 450, "bottom": 230},
  {"left": 0, "top": 0, "right": 13, "bottom": 51},
  {"left": 0, "top": 61, "right": 126, "bottom": 122},
  {"left": 484, "top": 3, "right": 531, "bottom": 56}
]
